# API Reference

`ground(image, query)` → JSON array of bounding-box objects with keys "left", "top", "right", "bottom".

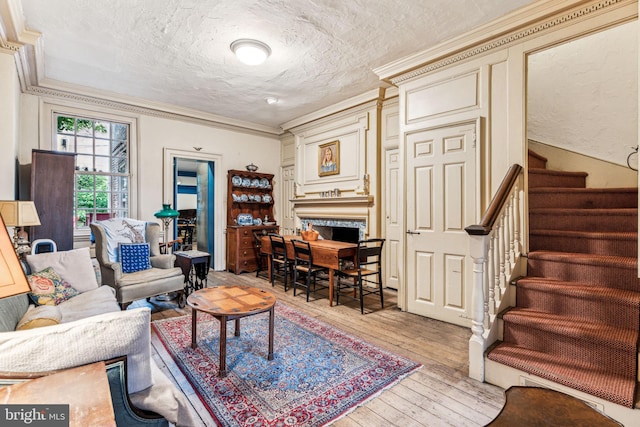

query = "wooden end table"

[
  {"left": 187, "top": 285, "right": 276, "bottom": 378},
  {"left": 0, "top": 361, "right": 116, "bottom": 427},
  {"left": 174, "top": 250, "right": 211, "bottom": 295}
]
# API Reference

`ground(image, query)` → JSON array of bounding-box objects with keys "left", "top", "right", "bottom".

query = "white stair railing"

[{"left": 466, "top": 164, "right": 523, "bottom": 381}]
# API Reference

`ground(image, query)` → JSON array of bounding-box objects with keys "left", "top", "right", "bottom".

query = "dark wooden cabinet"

[
  {"left": 30, "top": 150, "right": 76, "bottom": 251},
  {"left": 226, "top": 169, "right": 278, "bottom": 274},
  {"left": 226, "top": 225, "right": 278, "bottom": 274}
]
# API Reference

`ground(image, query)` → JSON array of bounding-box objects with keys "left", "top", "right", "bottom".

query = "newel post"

[{"left": 467, "top": 232, "right": 488, "bottom": 382}]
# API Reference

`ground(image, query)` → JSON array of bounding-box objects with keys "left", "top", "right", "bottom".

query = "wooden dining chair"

[
  {"left": 291, "top": 239, "right": 329, "bottom": 302},
  {"left": 268, "top": 233, "right": 293, "bottom": 291},
  {"left": 253, "top": 231, "right": 269, "bottom": 280},
  {"left": 335, "top": 238, "right": 385, "bottom": 314}
]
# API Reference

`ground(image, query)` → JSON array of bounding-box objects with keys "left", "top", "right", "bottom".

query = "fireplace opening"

[
  {"left": 331, "top": 226, "right": 359, "bottom": 243},
  {"left": 302, "top": 218, "right": 365, "bottom": 242}
]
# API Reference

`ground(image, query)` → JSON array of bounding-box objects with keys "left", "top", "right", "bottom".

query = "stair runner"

[{"left": 487, "top": 150, "right": 640, "bottom": 408}]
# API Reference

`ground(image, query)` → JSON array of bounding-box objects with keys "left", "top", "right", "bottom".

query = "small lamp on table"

[
  {"left": 154, "top": 203, "right": 180, "bottom": 253},
  {"left": 0, "top": 201, "right": 41, "bottom": 257}
]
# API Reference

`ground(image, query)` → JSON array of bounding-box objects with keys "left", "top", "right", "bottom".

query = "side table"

[
  {"left": 188, "top": 285, "right": 276, "bottom": 377},
  {"left": 0, "top": 361, "right": 116, "bottom": 427},
  {"left": 174, "top": 250, "right": 211, "bottom": 295}
]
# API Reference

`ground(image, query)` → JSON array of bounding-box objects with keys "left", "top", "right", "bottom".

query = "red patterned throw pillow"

[{"left": 27, "top": 267, "right": 79, "bottom": 306}]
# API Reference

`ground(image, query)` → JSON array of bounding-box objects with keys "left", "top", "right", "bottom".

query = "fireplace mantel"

[
  {"left": 291, "top": 195, "right": 373, "bottom": 207},
  {"left": 292, "top": 195, "right": 374, "bottom": 221}
]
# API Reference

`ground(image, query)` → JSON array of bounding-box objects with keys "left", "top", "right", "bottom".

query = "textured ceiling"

[{"left": 18, "top": 0, "right": 532, "bottom": 131}]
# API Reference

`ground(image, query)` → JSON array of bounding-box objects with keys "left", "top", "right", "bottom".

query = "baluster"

[
  {"left": 498, "top": 215, "right": 506, "bottom": 291},
  {"left": 488, "top": 232, "right": 496, "bottom": 315},
  {"left": 492, "top": 231, "right": 501, "bottom": 301},
  {"left": 483, "top": 239, "right": 490, "bottom": 329},
  {"left": 513, "top": 183, "right": 521, "bottom": 256},
  {"left": 507, "top": 195, "right": 515, "bottom": 269}
]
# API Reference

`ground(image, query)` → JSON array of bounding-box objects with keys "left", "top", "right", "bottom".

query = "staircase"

[{"left": 486, "top": 150, "right": 640, "bottom": 409}]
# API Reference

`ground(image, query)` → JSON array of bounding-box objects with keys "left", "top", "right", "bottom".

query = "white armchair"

[{"left": 91, "top": 219, "right": 186, "bottom": 309}]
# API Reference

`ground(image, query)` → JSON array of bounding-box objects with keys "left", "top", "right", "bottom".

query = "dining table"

[{"left": 260, "top": 235, "right": 358, "bottom": 306}]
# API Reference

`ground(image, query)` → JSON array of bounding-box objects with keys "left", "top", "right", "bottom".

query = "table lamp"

[
  {"left": 154, "top": 203, "right": 180, "bottom": 248},
  {"left": 0, "top": 213, "right": 31, "bottom": 298},
  {"left": 0, "top": 201, "right": 41, "bottom": 254}
]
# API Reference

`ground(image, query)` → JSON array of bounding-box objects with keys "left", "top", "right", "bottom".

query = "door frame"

[{"left": 163, "top": 148, "right": 225, "bottom": 270}]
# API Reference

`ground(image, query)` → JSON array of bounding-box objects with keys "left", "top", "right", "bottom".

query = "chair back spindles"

[
  {"left": 291, "top": 239, "right": 328, "bottom": 302},
  {"left": 268, "top": 233, "right": 291, "bottom": 291},
  {"left": 336, "top": 238, "right": 385, "bottom": 314}
]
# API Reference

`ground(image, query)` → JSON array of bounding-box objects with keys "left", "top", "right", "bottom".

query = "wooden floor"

[{"left": 140, "top": 270, "right": 506, "bottom": 426}]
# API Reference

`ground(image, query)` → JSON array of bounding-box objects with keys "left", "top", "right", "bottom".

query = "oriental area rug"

[{"left": 152, "top": 302, "right": 421, "bottom": 426}]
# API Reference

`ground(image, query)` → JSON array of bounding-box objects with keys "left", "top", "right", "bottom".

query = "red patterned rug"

[{"left": 152, "top": 302, "right": 421, "bottom": 426}]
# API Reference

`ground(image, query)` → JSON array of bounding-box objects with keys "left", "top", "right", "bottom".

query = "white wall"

[
  {"left": 137, "top": 115, "right": 280, "bottom": 221},
  {"left": 0, "top": 53, "right": 20, "bottom": 199},
  {"left": 528, "top": 21, "right": 638, "bottom": 167}
]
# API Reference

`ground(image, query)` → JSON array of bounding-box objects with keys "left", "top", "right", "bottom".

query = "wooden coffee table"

[{"left": 187, "top": 285, "right": 276, "bottom": 377}]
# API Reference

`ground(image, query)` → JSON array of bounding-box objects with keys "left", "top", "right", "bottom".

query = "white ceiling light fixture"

[
  {"left": 230, "top": 39, "right": 271, "bottom": 66},
  {"left": 265, "top": 97, "right": 278, "bottom": 105}
]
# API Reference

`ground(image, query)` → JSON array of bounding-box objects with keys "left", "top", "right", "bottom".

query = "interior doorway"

[
  {"left": 173, "top": 158, "right": 215, "bottom": 255},
  {"left": 163, "top": 149, "right": 225, "bottom": 270}
]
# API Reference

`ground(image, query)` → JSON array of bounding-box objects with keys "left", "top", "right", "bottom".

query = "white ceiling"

[{"left": 15, "top": 0, "right": 533, "bottom": 132}]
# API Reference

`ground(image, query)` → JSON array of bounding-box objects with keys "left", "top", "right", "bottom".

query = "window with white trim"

[{"left": 54, "top": 114, "right": 130, "bottom": 230}]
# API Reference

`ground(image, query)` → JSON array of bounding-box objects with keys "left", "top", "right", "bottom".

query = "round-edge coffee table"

[{"left": 187, "top": 285, "right": 276, "bottom": 378}]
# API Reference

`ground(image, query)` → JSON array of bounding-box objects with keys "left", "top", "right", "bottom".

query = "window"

[{"left": 54, "top": 114, "right": 130, "bottom": 230}]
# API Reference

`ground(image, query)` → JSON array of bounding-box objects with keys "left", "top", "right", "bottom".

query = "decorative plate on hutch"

[
  {"left": 232, "top": 175, "right": 242, "bottom": 186},
  {"left": 237, "top": 213, "right": 253, "bottom": 226}
]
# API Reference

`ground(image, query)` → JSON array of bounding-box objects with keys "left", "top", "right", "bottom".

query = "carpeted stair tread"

[
  {"left": 529, "top": 229, "right": 637, "bottom": 257},
  {"left": 527, "top": 251, "right": 639, "bottom": 290},
  {"left": 529, "top": 208, "right": 637, "bottom": 232},
  {"left": 529, "top": 187, "right": 638, "bottom": 209},
  {"left": 516, "top": 278, "right": 640, "bottom": 329},
  {"left": 528, "top": 250, "right": 637, "bottom": 268},
  {"left": 487, "top": 342, "right": 637, "bottom": 408},
  {"left": 501, "top": 308, "right": 638, "bottom": 351},
  {"left": 528, "top": 149, "right": 548, "bottom": 169},
  {"left": 528, "top": 168, "right": 587, "bottom": 188}
]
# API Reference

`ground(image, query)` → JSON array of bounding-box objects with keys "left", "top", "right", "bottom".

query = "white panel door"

[
  {"left": 385, "top": 148, "right": 401, "bottom": 290},
  {"left": 280, "top": 166, "right": 296, "bottom": 236},
  {"left": 405, "top": 122, "right": 476, "bottom": 327}
]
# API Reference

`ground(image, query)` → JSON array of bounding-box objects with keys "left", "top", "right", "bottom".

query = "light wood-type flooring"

[{"left": 139, "top": 270, "right": 505, "bottom": 426}]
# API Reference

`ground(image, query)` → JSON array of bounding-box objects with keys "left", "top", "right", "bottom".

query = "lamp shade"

[
  {"left": 0, "top": 201, "right": 41, "bottom": 227},
  {"left": 0, "top": 214, "right": 31, "bottom": 298},
  {"left": 154, "top": 204, "right": 180, "bottom": 219}
]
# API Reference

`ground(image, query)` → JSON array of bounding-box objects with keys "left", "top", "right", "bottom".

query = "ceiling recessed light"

[
  {"left": 230, "top": 39, "right": 271, "bottom": 66},
  {"left": 265, "top": 97, "right": 278, "bottom": 105}
]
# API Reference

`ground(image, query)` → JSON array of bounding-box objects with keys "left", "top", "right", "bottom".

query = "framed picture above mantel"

[{"left": 318, "top": 140, "right": 340, "bottom": 177}]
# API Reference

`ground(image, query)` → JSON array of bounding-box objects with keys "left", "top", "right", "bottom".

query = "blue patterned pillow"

[{"left": 119, "top": 243, "right": 151, "bottom": 273}]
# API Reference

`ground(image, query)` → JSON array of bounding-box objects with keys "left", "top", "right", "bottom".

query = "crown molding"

[
  {"left": 29, "top": 78, "right": 283, "bottom": 136},
  {"left": 281, "top": 87, "right": 384, "bottom": 131},
  {"left": 375, "top": 0, "right": 636, "bottom": 85}
]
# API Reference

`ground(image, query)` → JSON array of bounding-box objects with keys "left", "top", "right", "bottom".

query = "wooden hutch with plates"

[{"left": 226, "top": 169, "right": 278, "bottom": 274}]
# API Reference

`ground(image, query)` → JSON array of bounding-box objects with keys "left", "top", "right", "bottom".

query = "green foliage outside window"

[
  {"left": 57, "top": 113, "right": 129, "bottom": 229},
  {"left": 57, "top": 116, "right": 107, "bottom": 134}
]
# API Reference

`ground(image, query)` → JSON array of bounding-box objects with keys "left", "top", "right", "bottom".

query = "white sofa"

[{"left": 0, "top": 247, "right": 195, "bottom": 426}]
